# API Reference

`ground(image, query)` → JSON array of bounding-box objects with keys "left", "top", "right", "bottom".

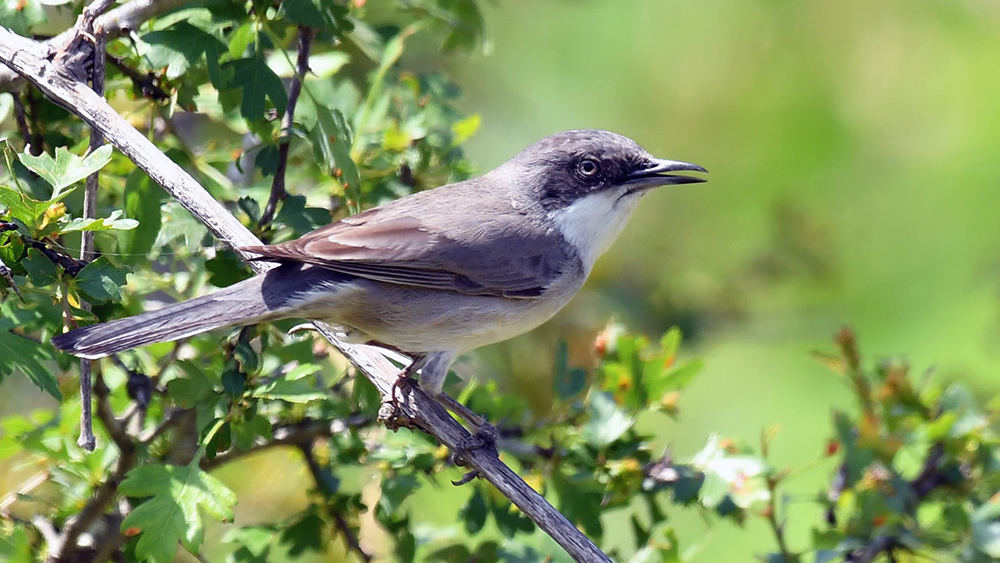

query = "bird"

[{"left": 52, "top": 129, "right": 705, "bottom": 410}]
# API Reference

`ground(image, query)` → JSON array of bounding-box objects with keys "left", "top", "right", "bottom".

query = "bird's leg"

[
  {"left": 416, "top": 352, "right": 498, "bottom": 458},
  {"left": 392, "top": 354, "right": 426, "bottom": 407}
]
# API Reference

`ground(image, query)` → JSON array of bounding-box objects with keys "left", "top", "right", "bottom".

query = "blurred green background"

[
  {"left": 5, "top": 0, "right": 1000, "bottom": 560},
  {"left": 422, "top": 0, "right": 1000, "bottom": 559}
]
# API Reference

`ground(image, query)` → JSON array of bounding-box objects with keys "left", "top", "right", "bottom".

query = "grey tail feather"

[{"left": 52, "top": 274, "right": 272, "bottom": 359}]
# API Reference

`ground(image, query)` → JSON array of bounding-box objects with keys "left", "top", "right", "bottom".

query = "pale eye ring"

[{"left": 578, "top": 158, "right": 600, "bottom": 177}]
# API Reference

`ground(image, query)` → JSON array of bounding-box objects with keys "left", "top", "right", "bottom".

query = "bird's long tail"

[
  {"left": 52, "top": 274, "right": 272, "bottom": 359},
  {"left": 51, "top": 263, "right": 336, "bottom": 359}
]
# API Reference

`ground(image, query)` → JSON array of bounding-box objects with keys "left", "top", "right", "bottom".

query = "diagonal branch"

[
  {"left": 0, "top": 0, "right": 197, "bottom": 90},
  {"left": 0, "top": 27, "right": 612, "bottom": 563}
]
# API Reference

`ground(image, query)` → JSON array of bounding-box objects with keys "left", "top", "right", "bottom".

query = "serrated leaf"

[
  {"left": 141, "top": 21, "right": 227, "bottom": 80},
  {"left": 279, "top": 510, "right": 326, "bottom": 556},
  {"left": 223, "top": 55, "right": 288, "bottom": 120},
  {"left": 18, "top": 145, "right": 112, "bottom": 196},
  {"left": 0, "top": 185, "right": 52, "bottom": 224},
  {"left": 73, "top": 256, "right": 128, "bottom": 303},
  {"left": 60, "top": 210, "right": 139, "bottom": 234},
  {"left": 120, "top": 463, "right": 237, "bottom": 563},
  {"left": 0, "top": 317, "right": 60, "bottom": 399}
]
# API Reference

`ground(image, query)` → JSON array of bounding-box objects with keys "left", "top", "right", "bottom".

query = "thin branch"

[
  {"left": 0, "top": 27, "right": 613, "bottom": 563},
  {"left": 106, "top": 54, "right": 169, "bottom": 102},
  {"left": 200, "top": 415, "right": 373, "bottom": 471},
  {"left": 11, "top": 91, "right": 33, "bottom": 153},
  {"left": 76, "top": 17, "right": 108, "bottom": 453},
  {"left": 259, "top": 26, "right": 314, "bottom": 227},
  {"left": 23, "top": 237, "right": 87, "bottom": 276}
]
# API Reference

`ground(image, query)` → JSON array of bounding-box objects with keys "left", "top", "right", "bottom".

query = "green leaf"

[
  {"left": 18, "top": 145, "right": 113, "bottom": 196},
  {"left": 231, "top": 414, "right": 272, "bottom": 451},
  {"left": 0, "top": 318, "right": 60, "bottom": 399},
  {"left": 21, "top": 248, "right": 58, "bottom": 287},
  {"left": 450, "top": 113, "right": 480, "bottom": 146},
  {"left": 281, "top": 0, "right": 351, "bottom": 30},
  {"left": 59, "top": 210, "right": 139, "bottom": 234},
  {"left": 279, "top": 509, "right": 326, "bottom": 556},
  {"left": 221, "top": 369, "right": 246, "bottom": 399},
  {"left": 582, "top": 392, "right": 634, "bottom": 447},
  {"left": 122, "top": 171, "right": 166, "bottom": 259},
  {"left": 223, "top": 526, "right": 274, "bottom": 563},
  {"left": 0, "top": 523, "right": 33, "bottom": 563},
  {"left": 460, "top": 487, "right": 488, "bottom": 535},
  {"left": 310, "top": 105, "right": 361, "bottom": 199},
  {"left": 120, "top": 463, "right": 237, "bottom": 563},
  {"left": 643, "top": 359, "right": 704, "bottom": 401},
  {"left": 223, "top": 55, "right": 288, "bottom": 121},
  {"left": 73, "top": 256, "right": 129, "bottom": 303},
  {"left": 253, "top": 364, "right": 326, "bottom": 403},
  {"left": 379, "top": 474, "right": 419, "bottom": 515},
  {"left": 205, "top": 249, "right": 252, "bottom": 288},
  {"left": 0, "top": 185, "right": 53, "bottom": 224},
  {"left": 142, "top": 21, "right": 227, "bottom": 80},
  {"left": 272, "top": 195, "right": 330, "bottom": 237}
]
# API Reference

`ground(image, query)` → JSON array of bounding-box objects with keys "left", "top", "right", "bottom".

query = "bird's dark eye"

[{"left": 577, "top": 158, "right": 600, "bottom": 178}]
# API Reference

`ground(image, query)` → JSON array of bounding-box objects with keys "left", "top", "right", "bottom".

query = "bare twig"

[
  {"left": 259, "top": 26, "right": 315, "bottom": 227},
  {"left": 0, "top": 26, "right": 613, "bottom": 563},
  {"left": 76, "top": 16, "right": 108, "bottom": 453}
]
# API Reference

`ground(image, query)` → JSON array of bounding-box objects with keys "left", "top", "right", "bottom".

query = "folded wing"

[{"left": 241, "top": 203, "right": 571, "bottom": 298}]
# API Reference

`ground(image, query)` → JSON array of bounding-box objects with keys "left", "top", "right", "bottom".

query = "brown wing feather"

[{"left": 241, "top": 187, "right": 572, "bottom": 298}]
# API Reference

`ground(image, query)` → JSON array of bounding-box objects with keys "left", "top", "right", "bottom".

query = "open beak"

[{"left": 625, "top": 158, "right": 708, "bottom": 189}]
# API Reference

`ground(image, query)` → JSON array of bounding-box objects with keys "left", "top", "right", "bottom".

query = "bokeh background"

[
  {"left": 4, "top": 0, "right": 1000, "bottom": 560},
  {"left": 424, "top": 0, "right": 1000, "bottom": 559}
]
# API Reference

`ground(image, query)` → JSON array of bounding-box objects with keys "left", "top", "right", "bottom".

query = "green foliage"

[{"left": 119, "top": 463, "right": 237, "bottom": 563}]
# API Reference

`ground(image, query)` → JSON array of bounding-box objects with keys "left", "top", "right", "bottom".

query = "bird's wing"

[{"left": 241, "top": 203, "right": 571, "bottom": 298}]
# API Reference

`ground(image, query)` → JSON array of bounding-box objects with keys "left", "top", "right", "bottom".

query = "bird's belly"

[{"left": 287, "top": 278, "right": 579, "bottom": 354}]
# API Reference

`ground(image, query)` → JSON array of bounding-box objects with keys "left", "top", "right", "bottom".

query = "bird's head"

[{"left": 497, "top": 129, "right": 707, "bottom": 270}]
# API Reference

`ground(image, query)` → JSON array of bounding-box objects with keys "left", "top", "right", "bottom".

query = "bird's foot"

[
  {"left": 450, "top": 422, "right": 498, "bottom": 486},
  {"left": 379, "top": 375, "right": 419, "bottom": 431}
]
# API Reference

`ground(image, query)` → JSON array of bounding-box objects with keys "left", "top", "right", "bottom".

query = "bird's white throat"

[{"left": 550, "top": 188, "right": 645, "bottom": 272}]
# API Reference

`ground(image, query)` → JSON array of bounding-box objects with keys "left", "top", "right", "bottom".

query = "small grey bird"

[{"left": 53, "top": 130, "right": 705, "bottom": 400}]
